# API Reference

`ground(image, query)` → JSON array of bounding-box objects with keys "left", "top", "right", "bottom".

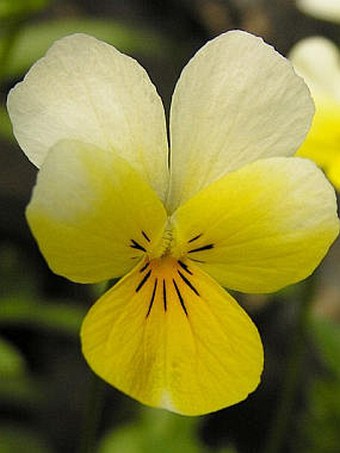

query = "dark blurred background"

[{"left": 1, "top": 1, "right": 340, "bottom": 452}]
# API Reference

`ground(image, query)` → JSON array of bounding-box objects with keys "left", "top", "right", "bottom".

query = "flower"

[
  {"left": 297, "top": 0, "right": 340, "bottom": 23},
  {"left": 290, "top": 37, "right": 340, "bottom": 189},
  {"left": 7, "top": 31, "right": 339, "bottom": 416}
]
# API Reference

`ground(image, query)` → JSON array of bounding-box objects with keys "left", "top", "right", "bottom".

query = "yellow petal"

[
  {"left": 81, "top": 257, "right": 263, "bottom": 416},
  {"left": 167, "top": 30, "right": 314, "bottom": 211},
  {"left": 26, "top": 140, "right": 167, "bottom": 283},
  {"left": 297, "top": 98, "right": 340, "bottom": 189},
  {"left": 171, "top": 157, "right": 339, "bottom": 293},
  {"left": 7, "top": 33, "right": 169, "bottom": 200}
]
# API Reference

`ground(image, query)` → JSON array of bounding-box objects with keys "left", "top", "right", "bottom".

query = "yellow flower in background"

[
  {"left": 290, "top": 37, "right": 340, "bottom": 189},
  {"left": 7, "top": 31, "right": 339, "bottom": 415},
  {"left": 297, "top": 0, "right": 340, "bottom": 23}
]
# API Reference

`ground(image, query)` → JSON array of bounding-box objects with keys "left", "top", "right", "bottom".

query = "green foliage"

[
  {"left": 305, "top": 378, "right": 340, "bottom": 453},
  {"left": 0, "top": 106, "right": 13, "bottom": 141},
  {"left": 311, "top": 316, "right": 340, "bottom": 376},
  {"left": 0, "top": 335, "right": 26, "bottom": 377},
  {"left": 0, "top": 242, "right": 86, "bottom": 451},
  {"left": 0, "top": 242, "right": 86, "bottom": 335},
  {"left": 98, "top": 406, "right": 238, "bottom": 452},
  {"left": 299, "top": 316, "right": 340, "bottom": 452},
  {"left": 0, "top": 372, "right": 42, "bottom": 407},
  {"left": 97, "top": 408, "right": 202, "bottom": 453},
  {"left": 0, "top": 243, "right": 39, "bottom": 297},
  {"left": 0, "top": 18, "right": 171, "bottom": 80},
  {"left": 0, "top": 424, "right": 52, "bottom": 453},
  {"left": 0, "top": 297, "right": 85, "bottom": 335},
  {"left": 0, "top": 0, "right": 49, "bottom": 20}
]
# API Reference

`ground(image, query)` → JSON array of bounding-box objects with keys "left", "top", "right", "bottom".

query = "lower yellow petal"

[
  {"left": 81, "top": 257, "right": 263, "bottom": 416},
  {"left": 26, "top": 140, "right": 167, "bottom": 283}
]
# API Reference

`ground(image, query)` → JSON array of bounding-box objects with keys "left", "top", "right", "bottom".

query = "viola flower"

[
  {"left": 290, "top": 37, "right": 340, "bottom": 189},
  {"left": 7, "top": 31, "right": 339, "bottom": 416}
]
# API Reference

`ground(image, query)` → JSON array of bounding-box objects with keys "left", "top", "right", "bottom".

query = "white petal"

[
  {"left": 297, "top": 0, "right": 340, "bottom": 23},
  {"left": 289, "top": 36, "right": 340, "bottom": 101},
  {"left": 167, "top": 30, "right": 314, "bottom": 211},
  {"left": 7, "top": 33, "right": 169, "bottom": 200}
]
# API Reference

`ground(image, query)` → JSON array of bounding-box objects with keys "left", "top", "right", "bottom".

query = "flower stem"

[{"left": 263, "top": 274, "right": 317, "bottom": 453}]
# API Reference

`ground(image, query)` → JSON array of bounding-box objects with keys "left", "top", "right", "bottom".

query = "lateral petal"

[
  {"left": 171, "top": 157, "right": 339, "bottom": 293},
  {"left": 167, "top": 30, "right": 314, "bottom": 211},
  {"left": 7, "top": 33, "right": 169, "bottom": 200},
  {"left": 26, "top": 140, "right": 167, "bottom": 283},
  {"left": 81, "top": 257, "right": 263, "bottom": 416}
]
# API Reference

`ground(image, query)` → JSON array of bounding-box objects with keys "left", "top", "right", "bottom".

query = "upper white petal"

[
  {"left": 7, "top": 33, "right": 169, "bottom": 200},
  {"left": 167, "top": 30, "right": 314, "bottom": 211}
]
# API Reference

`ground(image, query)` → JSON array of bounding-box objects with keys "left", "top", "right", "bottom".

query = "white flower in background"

[
  {"left": 290, "top": 36, "right": 340, "bottom": 188},
  {"left": 297, "top": 0, "right": 340, "bottom": 23}
]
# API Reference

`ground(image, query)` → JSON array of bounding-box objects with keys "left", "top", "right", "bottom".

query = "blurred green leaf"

[
  {"left": 0, "top": 374, "right": 42, "bottom": 407},
  {"left": 0, "top": 335, "right": 26, "bottom": 377},
  {"left": 0, "top": 328, "right": 42, "bottom": 409},
  {"left": 0, "top": 0, "right": 49, "bottom": 20},
  {"left": 0, "top": 424, "right": 51, "bottom": 453},
  {"left": 298, "top": 316, "right": 340, "bottom": 452},
  {"left": 0, "top": 243, "right": 39, "bottom": 297},
  {"left": 300, "top": 376, "right": 340, "bottom": 452},
  {"left": 1, "top": 18, "right": 171, "bottom": 79},
  {"left": 310, "top": 316, "right": 340, "bottom": 376},
  {"left": 0, "top": 106, "right": 14, "bottom": 141},
  {"left": 98, "top": 407, "right": 201, "bottom": 453},
  {"left": 0, "top": 297, "right": 85, "bottom": 335},
  {"left": 98, "top": 425, "right": 145, "bottom": 453}
]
